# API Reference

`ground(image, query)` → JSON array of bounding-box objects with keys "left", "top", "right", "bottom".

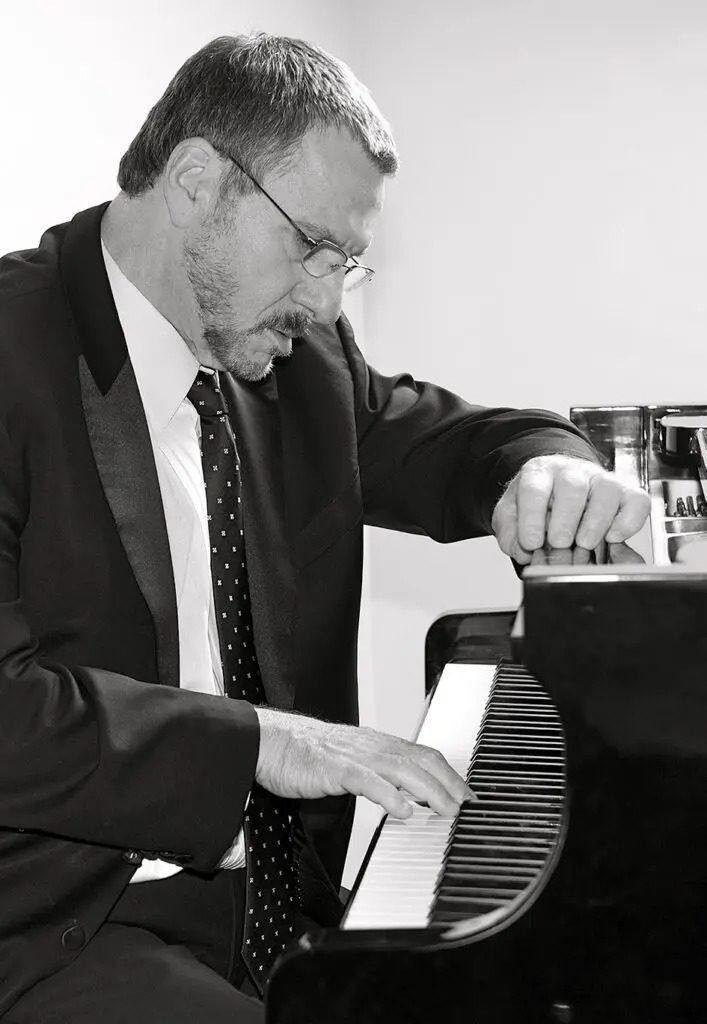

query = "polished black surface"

[
  {"left": 266, "top": 405, "right": 707, "bottom": 1023},
  {"left": 267, "top": 566, "right": 707, "bottom": 1022}
]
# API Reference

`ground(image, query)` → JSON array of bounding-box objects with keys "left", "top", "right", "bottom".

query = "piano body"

[{"left": 267, "top": 405, "right": 707, "bottom": 1023}]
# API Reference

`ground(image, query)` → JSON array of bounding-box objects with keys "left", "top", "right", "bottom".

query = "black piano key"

[
  {"left": 435, "top": 895, "right": 509, "bottom": 915},
  {"left": 441, "top": 873, "right": 530, "bottom": 890},
  {"left": 437, "top": 884, "right": 522, "bottom": 900},
  {"left": 428, "top": 660, "right": 565, "bottom": 927},
  {"left": 444, "top": 856, "right": 541, "bottom": 872},
  {"left": 453, "top": 823, "right": 558, "bottom": 838}
]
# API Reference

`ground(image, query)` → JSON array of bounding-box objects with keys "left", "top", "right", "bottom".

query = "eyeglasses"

[{"left": 223, "top": 154, "right": 375, "bottom": 291}]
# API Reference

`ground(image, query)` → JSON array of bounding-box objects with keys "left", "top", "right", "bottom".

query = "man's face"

[{"left": 182, "top": 126, "right": 385, "bottom": 380}]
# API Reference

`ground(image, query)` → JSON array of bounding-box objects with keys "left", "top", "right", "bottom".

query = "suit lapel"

[
  {"left": 220, "top": 372, "right": 296, "bottom": 709},
  {"left": 78, "top": 356, "right": 180, "bottom": 688},
  {"left": 61, "top": 205, "right": 179, "bottom": 688},
  {"left": 58, "top": 204, "right": 296, "bottom": 703}
]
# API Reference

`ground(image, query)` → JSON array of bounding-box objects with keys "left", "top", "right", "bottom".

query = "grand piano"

[{"left": 266, "top": 405, "right": 707, "bottom": 1023}]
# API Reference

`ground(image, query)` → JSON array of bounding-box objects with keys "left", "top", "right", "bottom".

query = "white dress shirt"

[{"left": 102, "top": 241, "right": 245, "bottom": 880}]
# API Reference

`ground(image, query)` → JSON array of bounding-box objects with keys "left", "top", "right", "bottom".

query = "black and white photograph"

[{"left": 0, "top": 2, "right": 704, "bottom": 1020}]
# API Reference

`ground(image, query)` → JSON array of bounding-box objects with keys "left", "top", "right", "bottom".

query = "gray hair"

[{"left": 117, "top": 33, "right": 398, "bottom": 196}]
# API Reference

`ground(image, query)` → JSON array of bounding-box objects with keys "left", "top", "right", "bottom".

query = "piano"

[{"left": 266, "top": 405, "right": 707, "bottom": 1023}]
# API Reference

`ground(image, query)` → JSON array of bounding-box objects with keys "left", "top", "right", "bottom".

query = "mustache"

[{"left": 256, "top": 311, "right": 313, "bottom": 337}]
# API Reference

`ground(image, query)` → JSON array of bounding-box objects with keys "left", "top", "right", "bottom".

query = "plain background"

[{"left": 2, "top": 0, "right": 705, "bottom": 884}]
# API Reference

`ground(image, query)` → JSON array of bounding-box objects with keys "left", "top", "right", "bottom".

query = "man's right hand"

[{"left": 253, "top": 707, "right": 473, "bottom": 818}]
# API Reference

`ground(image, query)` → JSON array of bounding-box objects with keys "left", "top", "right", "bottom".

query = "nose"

[{"left": 290, "top": 271, "right": 345, "bottom": 325}]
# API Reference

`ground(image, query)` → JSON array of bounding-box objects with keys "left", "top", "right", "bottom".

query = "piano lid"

[{"left": 523, "top": 559, "right": 707, "bottom": 759}]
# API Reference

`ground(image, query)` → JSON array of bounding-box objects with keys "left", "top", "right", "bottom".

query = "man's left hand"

[{"left": 491, "top": 454, "right": 651, "bottom": 565}]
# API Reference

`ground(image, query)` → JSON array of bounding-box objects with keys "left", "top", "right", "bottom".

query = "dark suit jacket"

[{"left": 0, "top": 203, "right": 596, "bottom": 1012}]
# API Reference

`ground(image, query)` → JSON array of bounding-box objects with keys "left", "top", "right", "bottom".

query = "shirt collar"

[{"left": 101, "top": 240, "right": 200, "bottom": 433}]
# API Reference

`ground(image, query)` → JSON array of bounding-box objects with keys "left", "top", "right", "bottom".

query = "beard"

[{"left": 183, "top": 226, "right": 311, "bottom": 381}]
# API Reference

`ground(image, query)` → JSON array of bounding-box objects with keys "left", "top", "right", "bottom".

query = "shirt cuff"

[{"left": 217, "top": 788, "right": 251, "bottom": 870}]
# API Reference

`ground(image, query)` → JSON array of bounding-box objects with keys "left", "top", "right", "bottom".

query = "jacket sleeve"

[
  {"left": 337, "top": 317, "right": 599, "bottom": 541},
  {"left": 0, "top": 418, "right": 258, "bottom": 872}
]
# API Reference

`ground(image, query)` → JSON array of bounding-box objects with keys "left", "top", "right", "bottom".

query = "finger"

[
  {"left": 342, "top": 763, "right": 414, "bottom": 818},
  {"left": 494, "top": 510, "right": 535, "bottom": 565},
  {"left": 607, "top": 541, "right": 645, "bottom": 565},
  {"left": 515, "top": 463, "right": 555, "bottom": 551},
  {"left": 399, "top": 786, "right": 480, "bottom": 806},
  {"left": 571, "top": 545, "right": 592, "bottom": 565},
  {"left": 604, "top": 488, "right": 651, "bottom": 542},
  {"left": 412, "top": 744, "right": 476, "bottom": 804},
  {"left": 544, "top": 546, "right": 575, "bottom": 566},
  {"left": 545, "top": 466, "right": 592, "bottom": 548},
  {"left": 574, "top": 474, "right": 622, "bottom": 549},
  {"left": 493, "top": 483, "right": 542, "bottom": 564},
  {"left": 506, "top": 544, "right": 528, "bottom": 569},
  {"left": 491, "top": 487, "right": 520, "bottom": 557},
  {"left": 530, "top": 547, "right": 551, "bottom": 567},
  {"left": 383, "top": 755, "right": 465, "bottom": 816}
]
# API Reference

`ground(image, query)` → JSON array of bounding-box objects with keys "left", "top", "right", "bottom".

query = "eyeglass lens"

[{"left": 302, "top": 244, "right": 371, "bottom": 291}]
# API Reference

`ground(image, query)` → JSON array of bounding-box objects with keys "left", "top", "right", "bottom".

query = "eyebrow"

[{"left": 300, "top": 221, "right": 368, "bottom": 259}]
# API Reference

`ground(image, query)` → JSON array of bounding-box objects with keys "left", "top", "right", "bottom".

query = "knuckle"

[
  {"left": 340, "top": 761, "right": 366, "bottom": 792},
  {"left": 518, "top": 469, "right": 551, "bottom": 498},
  {"left": 427, "top": 744, "right": 448, "bottom": 767},
  {"left": 559, "top": 468, "right": 592, "bottom": 493},
  {"left": 588, "top": 472, "right": 619, "bottom": 497}
]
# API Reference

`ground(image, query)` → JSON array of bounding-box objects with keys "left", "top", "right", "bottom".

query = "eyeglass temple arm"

[
  {"left": 227, "top": 152, "right": 368, "bottom": 272},
  {"left": 226, "top": 155, "right": 314, "bottom": 244}
]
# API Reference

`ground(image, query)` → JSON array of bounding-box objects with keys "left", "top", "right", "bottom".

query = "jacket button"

[
  {"left": 61, "top": 922, "right": 86, "bottom": 951},
  {"left": 122, "top": 849, "right": 143, "bottom": 866}
]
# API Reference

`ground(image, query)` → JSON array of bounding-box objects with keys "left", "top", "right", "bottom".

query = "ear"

[{"left": 162, "top": 138, "right": 226, "bottom": 228}]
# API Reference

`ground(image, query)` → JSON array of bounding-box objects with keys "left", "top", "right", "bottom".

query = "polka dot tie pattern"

[{"left": 187, "top": 372, "right": 298, "bottom": 995}]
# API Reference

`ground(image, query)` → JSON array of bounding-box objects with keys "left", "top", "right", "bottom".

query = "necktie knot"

[{"left": 187, "top": 371, "right": 226, "bottom": 421}]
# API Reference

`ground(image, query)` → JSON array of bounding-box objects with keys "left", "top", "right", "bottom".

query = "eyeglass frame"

[{"left": 220, "top": 153, "right": 375, "bottom": 290}]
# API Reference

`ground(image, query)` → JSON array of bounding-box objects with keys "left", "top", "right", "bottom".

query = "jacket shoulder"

[
  {"left": 0, "top": 217, "right": 71, "bottom": 325},
  {"left": 0, "top": 245, "right": 58, "bottom": 307},
  {"left": 0, "top": 222, "right": 78, "bottom": 401}
]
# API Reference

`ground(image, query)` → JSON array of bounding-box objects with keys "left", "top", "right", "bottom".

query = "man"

[{"left": 0, "top": 32, "right": 648, "bottom": 1023}]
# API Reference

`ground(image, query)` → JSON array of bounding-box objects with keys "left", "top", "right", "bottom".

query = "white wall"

[
  {"left": 0, "top": 0, "right": 361, "bottom": 251},
  {"left": 4, "top": 1, "right": 707, "bottom": 885},
  {"left": 343, "top": 0, "right": 707, "bottom": 878},
  {"left": 350, "top": 0, "right": 707, "bottom": 728}
]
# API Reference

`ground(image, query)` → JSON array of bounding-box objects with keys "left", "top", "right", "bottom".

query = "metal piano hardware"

[
  {"left": 266, "top": 405, "right": 707, "bottom": 1023},
  {"left": 570, "top": 402, "right": 707, "bottom": 563}
]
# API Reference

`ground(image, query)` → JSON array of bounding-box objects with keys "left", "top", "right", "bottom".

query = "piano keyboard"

[{"left": 342, "top": 661, "right": 565, "bottom": 931}]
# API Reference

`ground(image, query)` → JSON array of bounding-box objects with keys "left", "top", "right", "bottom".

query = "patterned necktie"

[{"left": 187, "top": 371, "right": 298, "bottom": 994}]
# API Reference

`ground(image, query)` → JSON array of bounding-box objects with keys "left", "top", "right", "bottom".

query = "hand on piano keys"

[
  {"left": 343, "top": 661, "right": 564, "bottom": 932},
  {"left": 491, "top": 453, "right": 650, "bottom": 564},
  {"left": 253, "top": 705, "right": 475, "bottom": 819}
]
